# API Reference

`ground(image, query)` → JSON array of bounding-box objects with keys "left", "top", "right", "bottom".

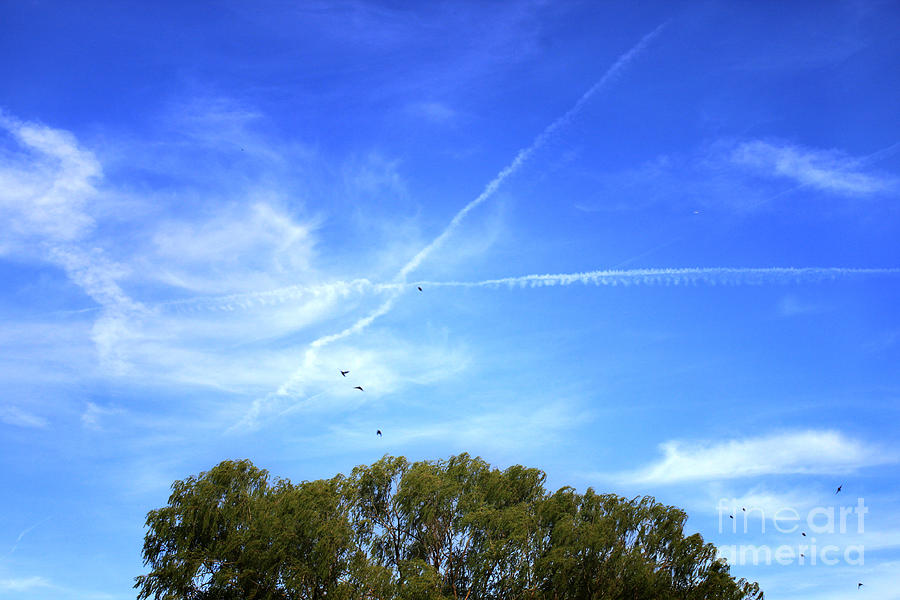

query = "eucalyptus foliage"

[{"left": 136, "top": 455, "right": 762, "bottom": 600}]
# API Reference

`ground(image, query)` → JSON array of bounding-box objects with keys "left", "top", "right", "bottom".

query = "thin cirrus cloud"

[
  {"left": 0, "top": 115, "right": 146, "bottom": 371},
  {"left": 408, "top": 101, "right": 457, "bottom": 123},
  {"left": 0, "top": 576, "right": 52, "bottom": 592},
  {"left": 0, "top": 114, "right": 99, "bottom": 247},
  {"left": 318, "top": 399, "right": 586, "bottom": 455},
  {"left": 618, "top": 430, "right": 894, "bottom": 485},
  {"left": 0, "top": 109, "right": 349, "bottom": 389},
  {"left": 574, "top": 138, "right": 897, "bottom": 213},
  {"left": 0, "top": 406, "right": 48, "bottom": 429},
  {"left": 731, "top": 139, "right": 896, "bottom": 196},
  {"left": 232, "top": 331, "right": 471, "bottom": 432}
]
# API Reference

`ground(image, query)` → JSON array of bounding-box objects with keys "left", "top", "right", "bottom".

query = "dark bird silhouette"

[
  {"left": 802, "top": 532, "right": 806, "bottom": 536},
  {"left": 742, "top": 507, "right": 746, "bottom": 512},
  {"left": 354, "top": 386, "right": 364, "bottom": 391},
  {"left": 836, "top": 484, "right": 843, "bottom": 494},
  {"left": 376, "top": 430, "right": 382, "bottom": 437},
  {"left": 800, "top": 553, "right": 805, "bottom": 558},
  {"left": 858, "top": 583, "right": 864, "bottom": 589},
  {"left": 341, "top": 370, "right": 349, "bottom": 377},
  {"left": 729, "top": 515, "right": 734, "bottom": 519},
  {"left": 417, "top": 286, "right": 422, "bottom": 291}
]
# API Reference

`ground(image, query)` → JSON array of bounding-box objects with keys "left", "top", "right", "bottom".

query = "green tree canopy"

[{"left": 136, "top": 454, "right": 762, "bottom": 600}]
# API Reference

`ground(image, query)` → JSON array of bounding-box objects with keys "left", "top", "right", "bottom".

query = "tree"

[{"left": 136, "top": 455, "right": 762, "bottom": 600}]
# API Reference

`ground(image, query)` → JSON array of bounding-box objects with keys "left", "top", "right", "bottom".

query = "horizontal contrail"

[
  {"left": 418, "top": 267, "right": 900, "bottom": 289},
  {"left": 232, "top": 265, "right": 897, "bottom": 427},
  {"left": 177, "top": 267, "right": 900, "bottom": 317}
]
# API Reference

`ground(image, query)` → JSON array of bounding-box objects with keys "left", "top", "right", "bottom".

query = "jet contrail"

[
  {"left": 274, "top": 296, "right": 397, "bottom": 397},
  {"left": 396, "top": 22, "right": 668, "bottom": 282},
  {"left": 305, "top": 23, "right": 669, "bottom": 342},
  {"left": 233, "top": 264, "right": 898, "bottom": 426},
  {"left": 0, "top": 517, "right": 51, "bottom": 562},
  {"left": 242, "top": 25, "right": 669, "bottom": 423},
  {"left": 419, "top": 267, "right": 900, "bottom": 289},
  {"left": 169, "top": 266, "right": 900, "bottom": 320}
]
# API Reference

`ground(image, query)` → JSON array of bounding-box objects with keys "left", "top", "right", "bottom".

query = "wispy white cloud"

[
  {"left": 319, "top": 399, "right": 587, "bottom": 454},
  {"left": 148, "top": 201, "right": 320, "bottom": 295},
  {"left": 573, "top": 138, "right": 898, "bottom": 214},
  {"left": 408, "top": 101, "right": 456, "bottom": 123},
  {"left": 0, "top": 115, "right": 99, "bottom": 248},
  {"left": 618, "top": 430, "right": 894, "bottom": 485},
  {"left": 756, "top": 560, "right": 900, "bottom": 600},
  {"left": 732, "top": 140, "right": 895, "bottom": 195},
  {"left": 0, "top": 116, "right": 148, "bottom": 371},
  {"left": 158, "top": 278, "right": 394, "bottom": 313},
  {"left": 0, "top": 576, "right": 52, "bottom": 592},
  {"left": 232, "top": 330, "right": 470, "bottom": 431},
  {"left": 778, "top": 294, "right": 827, "bottom": 317},
  {"left": 47, "top": 246, "right": 149, "bottom": 371},
  {"left": 80, "top": 402, "right": 123, "bottom": 430},
  {"left": 702, "top": 482, "right": 822, "bottom": 519},
  {"left": 0, "top": 406, "right": 48, "bottom": 429},
  {"left": 1, "top": 110, "right": 352, "bottom": 388}
]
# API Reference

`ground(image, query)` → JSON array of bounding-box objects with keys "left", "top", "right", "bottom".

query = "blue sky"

[{"left": 2, "top": 1, "right": 899, "bottom": 598}]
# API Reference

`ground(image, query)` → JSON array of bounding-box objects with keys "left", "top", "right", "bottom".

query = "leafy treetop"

[{"left": 136, "top": 454, "right": 762, "bottom": 600}]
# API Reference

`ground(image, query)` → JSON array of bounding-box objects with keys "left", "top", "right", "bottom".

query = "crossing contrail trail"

[
  {"left": 258, "top": 25, "right": 669, "bottom": 410},
  {"left": 303, "top": 23, "right": 669, "bottom": 339},
  {"left": 396, "top": 22, "right": 669, "bottom": 282},
  {"left": 240, "top": 24, "right": 670, "bottom": 424}
]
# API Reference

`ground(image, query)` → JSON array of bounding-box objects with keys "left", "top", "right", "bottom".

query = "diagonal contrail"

[
  {"left": 297, "top": 24, "right": 668, "bottom": 347},
  {"left": 238, "top": 25, "right": 669, "bottom": 426},
  {"left": 396, "top": 22, "right": 669, "bottom": 283}
]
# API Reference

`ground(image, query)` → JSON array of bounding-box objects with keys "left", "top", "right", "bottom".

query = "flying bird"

[
  {"left": 835, "top": 485, "right": 843, "bottom": 494},
  {"left": 742, "top": 507, "right": 746, "bottom": 512},
  {"left": 729, "top": 515, "right": 734, "bottom": 519},
  {"left": 376, "top": 430, "right": 382, "bottom": 437},
  {"left": 417, "top": 286, "right": 422, "bottom": 291},
  {"left": 859, "top": 583, "right": 864, "bottom": 589},
  {"left": 801, "top": 532, "right": 806, "bottom": 536},
  {"left": 354, "top": 386, "right": 364, "bottom": 391},
  {"left": 341, "top": 370, "right": 349, "bottom": 377}
]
